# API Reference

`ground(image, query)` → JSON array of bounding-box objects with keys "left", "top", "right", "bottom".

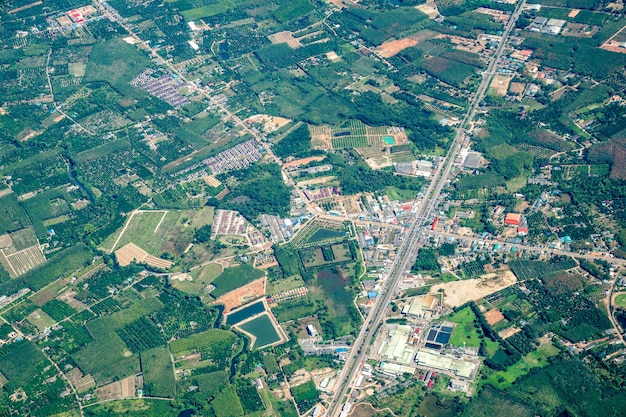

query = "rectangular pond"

[
  {"left": 225, "top": 300, "right": 265, "bottom": 325},
  {"left": 239, "top": 314, "right": 281, "bottom": 348}
]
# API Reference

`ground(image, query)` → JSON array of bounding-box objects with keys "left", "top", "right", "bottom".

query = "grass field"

[
  {"left": 85, "top": 37, "right": 150, "bottom": 98},
  {"left": 169, "top": 329, "right": 237, "bottom": 357},
  {"left": 175, "top": 262, "right": 223, "bottom": 294},
  {"left": 615, "top": 293, "right": 626, "bottom": 309},
  {"left": 180, "top": 0, "right": 235, "bottom": 20},
  {"left": 26, "top": 308, "right": 56, "bottom": 331},
  {"left": 103, "top": 208, "right": 213, "bottom": 258},
  {"left": 141, "top": 346, "right": 176, "bottom": 398},
  {"left": 447, "top": 307, "right": 482, "bottom": 348},
  {"left": 485, "top": 342, "right": 560, "bottom": 389},
  {"left": 266, "top": 274, "right": 306, "bottom": 295}
]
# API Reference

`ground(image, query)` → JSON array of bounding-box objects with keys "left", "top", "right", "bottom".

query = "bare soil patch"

[
  {"left": 432, "top": 271, "right": 517, "bottom": 307},
  {"left": 376, "top": 30, "right": 438, "bottom": 58},
  {"left": 484, "top": 309, "right": 505, "bottom": 325},
  {"left": 215, "top": 277, "right": 265, "bottom": 313},
  {"left": 115, "top": 242, "right": 173, "bottom": 269}
]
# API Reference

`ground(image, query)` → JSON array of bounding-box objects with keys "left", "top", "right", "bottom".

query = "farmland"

[
  {"left": 210, "top": 264, "right": 265, "bottom": 298},
  {"left": 169, "top": 328, "right": 238, "bottom": 359},
  {"left": 73, "top": 297, "right": 164, "bottom": 383},
  {"left": 141, "top": 346, "right": 176, "bottom": 398}
]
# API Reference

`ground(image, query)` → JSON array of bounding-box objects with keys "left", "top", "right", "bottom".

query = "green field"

[
  {"left": 211, "top": 386, "right": 244, "bottom": 417},
  {"left": 85, "top": 37, "right": 151, "bottom": 98},
  {"left": 446, "top": 307, "right": 482, "bottom": 348},
  {"left": 176, "top": 262, "right": 223, "bottom": 293},
  {"left": 169, "top": 329, "right": 237, "bottom": 357},
  {"left": 485, "top": 342, "right": 560, "bottom": 389},
  {"left": 614, "top": 293, "right": 626, "bottom": 309},
  {"left": 0, "top": 340, "right": 46, "bottom": 389},
  {"left": 141, "top": 346, "right": 176, "bottom": 398},
  {"left": 195, "top": 370, "right": 229, "bottom": 396},
  {"left": 26, "top": 308, "right": 57, "bottom": 331},
  {"left": 83, "top": 398, "right": 178, "bottom": 417},
  {"left": 72, "top": 298, "right": 164, "bottom": 383},
  {"left": 180, "top": 1, "right": 235, "bottom": 20},
  {"left": 211, "top": 264, "right": 265, "bottom": 298}
]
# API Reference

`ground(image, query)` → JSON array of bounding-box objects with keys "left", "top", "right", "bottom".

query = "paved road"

[
  {"left": 325, "top": 2, "right": 527, "bottom": 415},
  {"left": 427, "top": 230, "right": 626, "bottom": 267}
]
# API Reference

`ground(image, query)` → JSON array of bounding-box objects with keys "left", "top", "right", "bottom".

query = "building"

[
  {"left": 415, "top": 350, "right": 476, "bottom": 379},
  {"left": 405, "top": 295, "right": 438, "bottom": 319},
  {"left": 504, "top": 213, "right": 521, "bottom": 226},
  {"left": 306, "top": 325, "right": 318, "bottom": 337},
  {"left": 378, "top": 325, "right": 415, "bottom": 364}
]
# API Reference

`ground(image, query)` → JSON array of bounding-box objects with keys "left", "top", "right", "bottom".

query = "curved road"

[{"left": 325, "top": 2, "right": 527, "bottom": 415}]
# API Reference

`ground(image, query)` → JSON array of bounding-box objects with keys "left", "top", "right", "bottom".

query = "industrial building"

[
  {"left": 378, "top": 325, "right": 415, "bottom": 365},
  {"left": 415, "top": 350, "right": 477, "bottom": 379},
  {"left": 404, "top": 295, "right": 438, "bottom": 319}
]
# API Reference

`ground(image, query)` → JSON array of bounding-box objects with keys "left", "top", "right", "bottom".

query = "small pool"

[{"left": 382, "top": 136, "right": 395, "bottom": 145}]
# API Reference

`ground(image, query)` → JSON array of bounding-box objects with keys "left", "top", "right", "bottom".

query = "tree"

[{"left": 194, "top": 225, "right": 212, "bottom": 243}]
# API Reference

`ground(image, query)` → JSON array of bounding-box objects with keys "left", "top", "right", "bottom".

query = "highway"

[{"left": 325, "top": 2, "right": 527, "bottom": 415}]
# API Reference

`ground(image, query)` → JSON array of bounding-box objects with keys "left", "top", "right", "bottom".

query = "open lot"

[{"left": 432, "top": 271, "right": 517, "bottom": 307}]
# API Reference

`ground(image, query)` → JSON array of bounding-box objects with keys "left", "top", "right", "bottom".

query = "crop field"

[
  {"left": 117, "top": 317, "right": 165, "bottom": 353},
  {"left": 195, "top": 370, "right": 229, "bottom": 396},
  {"left": 114, "top": 243, "right": 173, "bottom": 269},
  {"left": 2, "top": 245, "right": 46, "bottom": 278},
  {"left": 508, "top": 259, "right": 577, "bottom": 281},
  {"left": 169, "top": 329, "right": 237, "bottom": 357},
  {"left": 210, "top": 264, "right": 265, "bottom": 298},
  {"left": 211, "top": 386, "right": 244, "bottom": 417},
  {"left": 141, "top": 346, "right": 176, "bottom": 398},
  {"left": 421, "top": 56, "right": 476, "bottom": 88},
  {"left": 291, "top": 380, "right": 319, "bottom": 413},
  {"left": 20, "top": 243, "right": 92, "bottom": 290},
  {"left": 41, "top": 299, "right": 77, "bottom": 322},
  {"left": 73, "top": 298, "right": 163, "bottom": 383},
  {"left": 0, "top": 340, "right": 46, "bottom": 389},
  {"left": 0, "top": 194, "right": 31, "bottom": 234}
]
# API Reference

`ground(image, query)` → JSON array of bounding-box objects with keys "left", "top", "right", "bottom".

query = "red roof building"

[{"left": 504, "top": 213, "right": 521, "bottom": 226}]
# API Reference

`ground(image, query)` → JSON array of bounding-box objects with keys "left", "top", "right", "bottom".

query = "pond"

[
  {"left": 239, "top": 314, "right": 281, "bottom": 348},
  {"left": 225, "top": 300, "right": 265, "bottom": 325}
]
